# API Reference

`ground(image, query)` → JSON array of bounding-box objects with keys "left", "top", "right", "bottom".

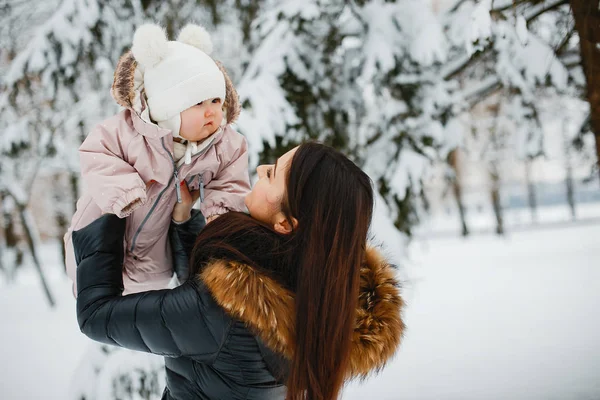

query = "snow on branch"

[
  {"left": 523, "top": 0, "right": 569, "bottom": 22},
  {"left": 442, "top": 0, "right": 570, "bottom": 82},
  {"left": 4, "top": 0, "right": 100, "bottom": 87},
  {"left": 463, "top": 76, "right": 502, "bottom": 107}
]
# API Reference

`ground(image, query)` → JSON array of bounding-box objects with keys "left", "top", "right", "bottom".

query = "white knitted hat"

[{"left": 131, "top": 23, "right": 226, "bottom": 135}]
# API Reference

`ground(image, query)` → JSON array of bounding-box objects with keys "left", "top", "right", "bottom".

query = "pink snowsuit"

[{"left": 64, "top": 105, "right": 251, "bottom": 295}]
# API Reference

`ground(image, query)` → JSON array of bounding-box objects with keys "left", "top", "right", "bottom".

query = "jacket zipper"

[
  {"left": 199, "top": 175, "right": 204, "bottom": 203},
  {"left": 129, "top": 138, "right": 211, "bottom": 253}
]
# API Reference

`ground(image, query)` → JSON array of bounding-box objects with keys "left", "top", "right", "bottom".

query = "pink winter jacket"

[{"left": 64, "top": 108, "right": 251, "bottom": 295}]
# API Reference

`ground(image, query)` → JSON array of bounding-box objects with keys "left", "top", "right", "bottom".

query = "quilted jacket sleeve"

[
  {"left": 169, "top": 209, "right": 206, "bottom": 283},
  {"left": 79, "top": 121, "right": 147, "bottom": 218},
  {"left": 200, "top": 126, "right": 251, "bottom": 218},
  {"left": 73, "top": 214, "right": 230, "bottom": 360}
]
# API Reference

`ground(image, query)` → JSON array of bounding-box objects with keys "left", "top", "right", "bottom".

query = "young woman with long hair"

[{"left": 73, "top": 142, "right": 405, "bottom": 400}]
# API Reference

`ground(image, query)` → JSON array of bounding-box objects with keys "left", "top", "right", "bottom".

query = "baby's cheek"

[{"left": 215, "top": 111, "right": 224, "bottom": 125}]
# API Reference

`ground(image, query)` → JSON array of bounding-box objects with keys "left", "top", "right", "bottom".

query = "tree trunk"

[
  {"left": 0, "top": 191, "right": 24, "bottom": 282},
  {"left": 490, "top": 168, "right": 504, "bottom": 235},
  {"left": 447, "top": 149, "right": 469, "bottom": 236},
  {"left": 570, "top": 0, "right": 600, "bottom": 183},
  {"left": 17, "top": 204, "right": 55, "bottom": 307},
  {"left": 489, "top": 104, "right": 505, "bottom": 236},
  {"left": 54, "top": 172, "right": 78, "bottom": 272},
  {"left": 525, "top": 159, "right": 538, "bottom": 224},
  {"left": 563, "top": 118, "right": 577, "bottom": 220}
]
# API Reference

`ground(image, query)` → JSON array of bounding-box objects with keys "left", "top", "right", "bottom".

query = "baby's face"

[{"left": 179, "top": 98, "right": 224, "bottom": 142}]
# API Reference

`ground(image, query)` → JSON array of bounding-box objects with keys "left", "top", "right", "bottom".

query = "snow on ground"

[
  {"left": 1, "top": 221, "right": 599, "bottom": 400},
  {"left": 0, "top": 247, "right": 89, "bottom": 400},
  {"left": 417, "top": 201, "right": 600, "bottom": 237},
  {"left": 345, "top": 221, "right": 600, "bottom": 400}
]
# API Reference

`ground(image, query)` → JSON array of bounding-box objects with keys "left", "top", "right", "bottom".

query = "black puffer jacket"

[
  {"left": 74, "top": 212, "right": 287, "bottom": 399},
  {"left": 73, "top": 212, "right": 404, "bottom": 400}
]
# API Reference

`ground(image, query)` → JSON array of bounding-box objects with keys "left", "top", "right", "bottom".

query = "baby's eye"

[
  {"left": 197, "top": 101, "right": 204, "bottom": 106},
  {"left": 212, "top": 98, "right": 221, "bottom": 104},
  {"left": 266, "top": 167, "right": 272, "bottom": 178}
]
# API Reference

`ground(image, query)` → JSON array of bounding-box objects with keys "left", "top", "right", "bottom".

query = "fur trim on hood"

[
  {"left": 199, "top": 247, "right": 405, "bottom": 379},
  {"left": 111, "top": 51, "right": 240, "bottom": 125}
]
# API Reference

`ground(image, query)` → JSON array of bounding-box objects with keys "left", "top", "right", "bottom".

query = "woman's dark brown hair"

[{"left": 190, "top": 142, "right": 374, "bottom": 400}]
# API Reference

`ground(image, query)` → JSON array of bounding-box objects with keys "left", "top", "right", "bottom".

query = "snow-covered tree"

[
  {"left": 238, "top": 0, "right": 451, "bottom": 235},
  {"left": 568, "top": 0, "right": 600, "bottom": 183},
  {"left": 437, "top": 0, "right": 584, "bottom": 234},
  {"left": 237, "top": 0, "right": 581, "bottom": 235}
]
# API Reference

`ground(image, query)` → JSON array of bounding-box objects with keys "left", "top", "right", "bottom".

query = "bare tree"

[
  {"left": 524, "top": 158, "right": 538, "bottom": 223},
  {"left": 569, "top": 0, "right": 600, "bottom": 183},
  {"left": 1, "top": 179, "right": 56, "bottom": 307},
  {"left": 488, "top": 102, "right": 505, "bottom": 235},
  {"left": 562, "top": 117, "right": 577, "bottom": 220},
  {"left": 447, "top": 149, "right": 470, "bottom": 236}
]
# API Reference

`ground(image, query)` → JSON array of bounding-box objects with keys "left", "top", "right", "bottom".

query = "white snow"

[
  {"left": 1, "top": 221, "right": 599, "bottom": 399},
  {"left": 0, "top": 249, "right": 88, "bottom": 400},
  {"left": 469, "top": 0, "right": 492, "bottom": 54},
  {"left": 515, "top": 15, "right": 528, "bottom": 46},
  {"left": 344, "top": 221, "right": 600, "bottom": 400}
]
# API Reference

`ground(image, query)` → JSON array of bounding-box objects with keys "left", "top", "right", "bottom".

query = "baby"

[{"left": 64, "top": 23, "right": 251, "bottom": 295}]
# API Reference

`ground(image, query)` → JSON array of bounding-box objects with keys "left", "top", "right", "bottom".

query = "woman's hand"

[
  {"left": 206, "top": 214, "right": 219, "bottom": 224},
  {"left": 172, "top": 181, "right": 200, "bottom": 223}
]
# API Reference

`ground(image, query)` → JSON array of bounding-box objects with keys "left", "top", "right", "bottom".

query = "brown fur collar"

[
  {"left": 199, "top": 247, "right": 405, "bottom": 379},
  {"left": 111, "top": 51, "right": 240, "bottom": 125}
]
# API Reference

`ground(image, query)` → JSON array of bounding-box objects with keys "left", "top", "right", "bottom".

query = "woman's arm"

[
  {"left": 170, "top": 210, "right": 205, "bottom": 283},
  {"left": 170, "top": 181, "right": 204, "bottom": 282},
  {"left": 73, "top": 214, "right": 230, "bottom": 360}
]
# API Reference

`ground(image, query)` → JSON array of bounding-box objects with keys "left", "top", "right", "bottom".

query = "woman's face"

[{"left": 245, "top": 147, "right": 298, "bottom": 233}]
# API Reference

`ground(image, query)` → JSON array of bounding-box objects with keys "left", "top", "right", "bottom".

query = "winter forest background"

[{"left": 1, "top": 0, "right": 599, "bottom": 399}]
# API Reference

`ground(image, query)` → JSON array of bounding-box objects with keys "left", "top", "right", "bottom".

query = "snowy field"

[
  {"left": 1, "top": 221, "right": 599, "bottom": 400},
  {"left": 417, "top": 202, "right": 600, "bottom": 238}
]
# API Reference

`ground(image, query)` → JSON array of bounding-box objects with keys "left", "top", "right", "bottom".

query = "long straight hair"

[{"left": 190, "top": 142, "right": 374, "bottom": 400}]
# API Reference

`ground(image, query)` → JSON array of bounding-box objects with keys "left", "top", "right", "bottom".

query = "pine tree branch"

[
  {"left": 447, "top": 0, "right": 469, "bottom": 13},
  {"left": 346, "top": 0, "right": 369, "bottom": 33},
  {"left": 464, "top": 76, "right": 503, "bottom": 108},
  {"left": 448, "top": 0, "right": 534, "bottom": 16},
  {"left": 577, "top": 113, "right": 591, "bottom": 135},
  {"left": 442, "top": 47, "right": 491, "bottom": 81},
  {"left": 491, "top": 0, "right": 530, "bottom": 13},
  {"left": 560, "top": 50, "right": 581, "bottom": 70},
  {"left": 555, "top": 26, "right": 576, "bottom": 56},
  {"left": 443, "top": 0, "right": 570, "bottom": 81},
  {"left": 523, "top": 0, "right": 569, "bottom": 22}
]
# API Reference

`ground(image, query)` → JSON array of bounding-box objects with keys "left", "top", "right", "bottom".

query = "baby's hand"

[{"left": 172, "top": 181, "right": 199, "bottom": 223}]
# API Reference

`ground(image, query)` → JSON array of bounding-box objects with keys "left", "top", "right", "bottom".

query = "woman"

[{"left": 73, "top": 142, "right": 405, "bottom": 400}]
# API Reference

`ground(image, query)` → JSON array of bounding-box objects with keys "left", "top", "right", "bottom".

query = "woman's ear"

[{"left": 273, "top": 214, "right": 298, "bottom": 234}]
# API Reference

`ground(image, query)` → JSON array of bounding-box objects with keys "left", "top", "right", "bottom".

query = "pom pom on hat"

[
  {"left": 131, "top": 24, "right": 169, "bottom": 68},
  {"left": 177, "top": 24, "right": 213, "bottom": 54}
]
